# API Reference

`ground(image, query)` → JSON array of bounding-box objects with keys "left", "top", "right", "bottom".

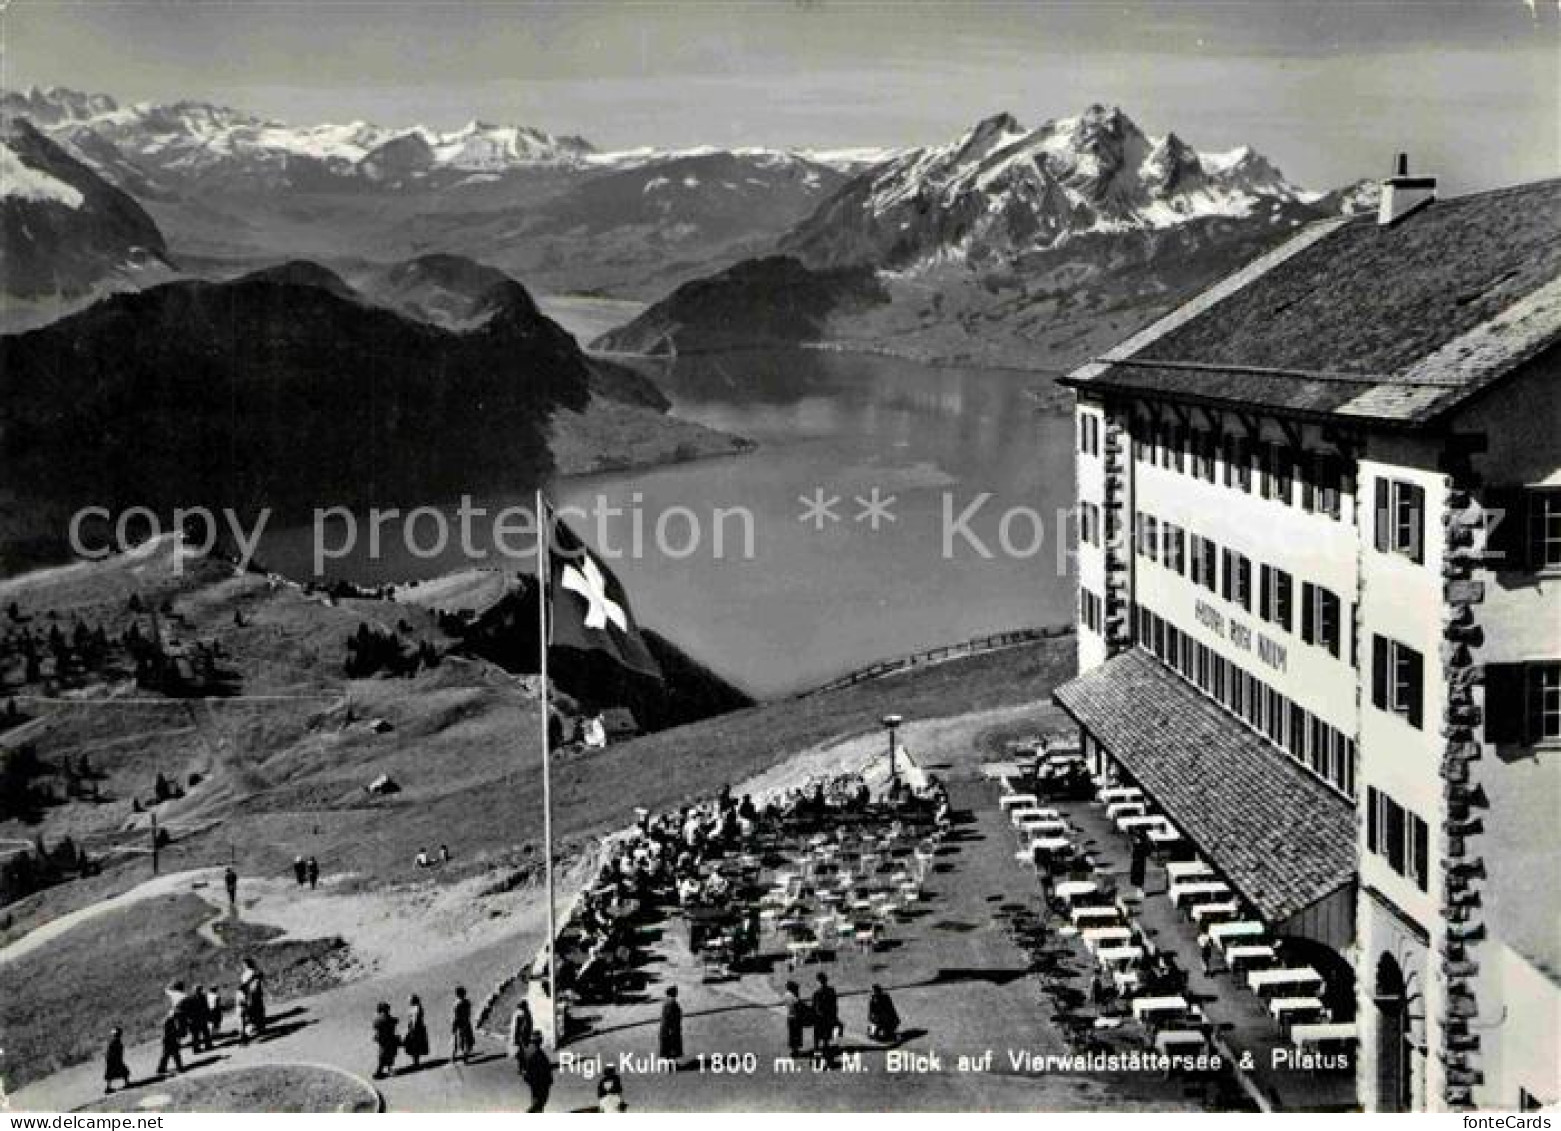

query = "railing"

[{"left": 797, "top": 624, "right": 1074, "bottom": 698}]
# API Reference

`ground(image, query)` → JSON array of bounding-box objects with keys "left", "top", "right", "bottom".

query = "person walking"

[
  {"left": 293, "top": 856, "right": 307, "bottom": 886},
  {"left": 596, "top": 1066, "right": 627, "bottom": 1112},
  {"left": 156, "top": 1010, "right": 184, "bottom": 1076},
  {"left": 1128, "top": 832, "right": 1149, "bottom": 892},
  {"left": 867, "top": 984, "right": 901, "bottom": 1043},
  {"left": 450, "top": 986, "right": 475, "bottom": 1064},
  {"left": 403, "top": 994, "right": 430, "bottom": 1069},
  {"left": 187, "top": 983, "right": 212, "bottom": 1053},
  {"left": 508, "top": 999, "right": 535, "bottom": 1074},
  {"left": 223, "top": 866, "right": 238, "bottom": 909},
  {"left": 103, "top": 1027, "right": 131, "bottom": 1094},
  {"left": 371, "top": 1002, "right": 400, "bottom": 1080},
  {"left": 811, "top": 973, "right": 839, "bottom": 1062},
  {"left": 519, "top": 1033, "right": 553, "bottom": 1112},
  {"left": 206, "top": 985, "right": 225, "bottom": 1041},
  {"left": 783, "top": 980, "right": 808, "bottom": 1060},
  {"left": 305, "top": 856, "right": 319, "bottom": 890},
  {"left": 239, "top": 958, "right": 266, "bottom": 1042},
  {"left": 657, "top": 987, "right": 684, "bottom": 1066}
]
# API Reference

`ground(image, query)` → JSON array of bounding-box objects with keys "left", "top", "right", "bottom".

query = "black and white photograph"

[{"left": 0, "top": 0, "right": 1556, "bottom": 1116}]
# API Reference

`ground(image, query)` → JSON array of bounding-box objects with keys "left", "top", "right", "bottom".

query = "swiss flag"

[{"left": 546, "top": 512, "right": 662, "bottom": 682}]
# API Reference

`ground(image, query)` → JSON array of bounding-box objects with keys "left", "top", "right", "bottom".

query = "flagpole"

[{"left": 536, "top": 488, "right": 559, "bottom": 1048}]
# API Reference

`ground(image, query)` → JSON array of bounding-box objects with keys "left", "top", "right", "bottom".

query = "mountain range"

[
  {"left": 601, "top": 106, "right": 1377, "bottom": 370},
  {"left": 0, "top": 256, "right": 746, "bottom": 572},
  {"left": 1, "top": 86, "right": 869, "bottom": 299}
]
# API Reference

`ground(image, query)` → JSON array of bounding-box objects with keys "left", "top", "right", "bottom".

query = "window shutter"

[
  {"left": 1483, "top": 663, "right": 1524, "bottom": 744},
  {"left": 1221, "top": 549, "right": 1231, "bottom": 599},
  {"left": 1366, "top": 787, "right": 1379, "bottom": 853},
  {"left": 1412, "top": 817, "right": 1429, "bottom": 892},
  {"left": 1372, "top": 635, "right": 1389, "bottom": 710},
  {"left": 1300, "top": 452, "right": 1316, "bottom": 512},
  {"left": 1406, "top": 484, "right": 1425, "bottom": 563},
  {"left": 1374, "top": 477, "right": 1391, "bottom": 552},
  {"left": 1301, "top": 582, "right": 1315, "bottom": 643},
  {"left": 1260, "top": 565, "right": 1272, "bottom": 620},
  {"left": 1405, "top": 647, "right": 1424, "bottom": 729},
  {"left": 1277, "top": 571, "right": 1292, "bottom": 631}
]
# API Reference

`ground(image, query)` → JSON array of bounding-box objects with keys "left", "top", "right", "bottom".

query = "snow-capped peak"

[{"left": 781, "top": 104, "right": 1320, "bottom": 270}]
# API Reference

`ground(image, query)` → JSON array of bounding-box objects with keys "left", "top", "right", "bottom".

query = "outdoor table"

[
  {"left": 1105, "top": 801, "right": 1147, "bottom": 820},
  {"left": 1291, "top": 1022, "right": 1358, "bottom": 1049},
  {"left": 1112, "top": 967, "right": 1142, "bottom": 994},
  {"left": 1096, "top": 945, "right": 1144, "bottom": 969},
  {"left": 1029, "top": 836, "right": 1071, "bottom": 854},
  {"left": 1100, "top": 787, "right": 1143, "bottom": 803},
  {"left": 1045, "top": 751, "right": 1083, "bottom": 766},
  {"left": 1019, "top": 818, "right": 1069, "bottom": 836},
  {"left": 1070, "top": 904, "right": 1123, "bottom": 927},
  {"left": 1147, "top": 826, "right": 1182, "bottom": 845},
  {"left": 1189, "top": 900, "right": 1241, "bottom": 926},
  {"left": 1054, "top": 880, "right": 1099, "bottom": 901},
  {"left": 1131, "top": 995, "right": 1190, "bottom": 1023},
  {"left": 1210, "top": 920, "right": 1266, "bottom": 950},
  {"left": 1166, "top": 860, "right": 1214, "bottom": 882},
  {"left": 1082, "top": 926, "right": 1133, "bottom": 950},
  {"left": 1249, "top": 967, "right": 1325, "bottom": 996},
  {"left": 1170, "top": 881, "right": 1232, "bottom": 908},
  {"left": 1268, "top": 997, "right": 1327, "bottom": 1027},
  {"left": 787, "top": 939, "right": 820, "bottom": 964},
  {"left": 1155, "top": 1029, "right": 1207, "bottom": 1055},
  {"left": 1226, "top": 944, "right": 1276, "bottom": 975},
  {"left": 999, "top": 793, "right": 1040, "bottom": 812},
  {"left": 1116, "top": 814, "right": 1166, "bottom": 833}
]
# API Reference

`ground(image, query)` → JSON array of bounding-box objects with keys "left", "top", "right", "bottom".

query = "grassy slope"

[
  {"left": 1, "top": 545, "right": 1076, "bottom": 1088},
  {"left": 0, "top": 891, "right": 346, "bottom": 1089}
]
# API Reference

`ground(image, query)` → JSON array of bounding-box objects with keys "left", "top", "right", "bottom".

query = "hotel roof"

[
  {"left": 1054, "top": 648, "right": 1356, "bottom": 924},
  {"left": 1063, "top": 177, "right": 1561, "bottom": 428}
]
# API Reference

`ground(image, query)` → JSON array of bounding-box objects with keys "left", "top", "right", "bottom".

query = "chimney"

[{"left": 1378, "top": 152, "right": 1437, "bottom": 226}]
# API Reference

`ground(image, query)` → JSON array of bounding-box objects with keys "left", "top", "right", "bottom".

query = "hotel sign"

[{"left": 1194, "top": 598, "right": 1288, "bottom": 674}]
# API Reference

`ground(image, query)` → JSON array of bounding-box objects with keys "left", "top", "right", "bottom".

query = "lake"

[{"left": 263, "top": 298, "right": 1080, "bottom": 698}]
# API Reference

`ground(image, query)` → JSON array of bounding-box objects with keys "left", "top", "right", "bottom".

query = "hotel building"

[{"left": 1054, "top": 168, "right": 1560, "bottom": 1111}]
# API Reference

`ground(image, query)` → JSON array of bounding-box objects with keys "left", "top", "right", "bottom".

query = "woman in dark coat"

[
  {"left": 371, "top": 1002, "right": 400, "bottom": 1079},
  {"left": 104, "top": 1027, "right": 131, "bottom": 1093},
  {"left": 867, "top": 984, "right": 901, "bottom": 1042},
  {"left": 783, "top": 981, "right": 808, "bottom": 1059},
  {"left": 402, "top": 994, "right": 429, "bottom": 1068},
  {"left": 658, "top": 987, "right": 684, "bottom": 1063}
]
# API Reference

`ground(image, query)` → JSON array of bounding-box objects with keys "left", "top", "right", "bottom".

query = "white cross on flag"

[{"left": 547, "top": 514, "right": 662, "bottom": 681}]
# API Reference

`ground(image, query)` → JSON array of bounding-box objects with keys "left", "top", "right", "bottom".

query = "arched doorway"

[{"left": 1374, "top": 954, "right": 1415, "bottom": 1112}]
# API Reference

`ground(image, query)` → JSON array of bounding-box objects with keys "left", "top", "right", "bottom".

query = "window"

[
  {"left": 1301, "top": 583, "right": 1342, "bottom": 657},
  {"left": 1222, "top": 434, "right": 1252, "bottom": 492},
  {"left": 1528, "top": 491, "right": 1561, "bottom": 570},
  {"left": 1486, "top": 663, "right": 1561, "bottom": 745},
  {"left": 1302, "top": 453, "right": 1343, "bottom": 519},
  {"left": 1136, "top": 513, "right": 1159, "bottom": 562},
  {"left": 1080, "top": 588, "right": 1103, "bottom": 633},
  {"left": 1367, "top": 787, "right": 1430, "bottom": 892},
  {"left": 1375, "top": 477, "right": 1426, "bottom": 563},
  {"left": 1259, "top": 565, "right": 1293, "bottom": 632},
  {"left": 1190, "top": 534, "right": 1207, "bottom": 589},
  {"left": 1080, "top": 502, "right": 1101, "bottom": 548},
  {"left": 1078, "top": 413, "right": 1101, "bottom": 457},
  {"left": 1288, "top": 704, "right": 1307, "bottom": 761},
  {"left": 1163, "top": 523, "right": 1185, "bottom": 575},
  {"left": 1168, "top": 426, "right": 1186, "bottom": 474},
  {"left": 1192, "top": 431, "right": 1217, "bottom": 482},
  {"left": 1270, "top": 446, "right": 1295, "bottom": 505},
  {"left": 1372, "top": 635, "right": 1425, "bottom": 729},
  {"left": 1221, "top": 549, "right": 1252, "bottom": 611}
]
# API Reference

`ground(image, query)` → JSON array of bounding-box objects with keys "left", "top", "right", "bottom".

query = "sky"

[{"left": 2, "top": 0, "right": 1557, "bottom": 193}]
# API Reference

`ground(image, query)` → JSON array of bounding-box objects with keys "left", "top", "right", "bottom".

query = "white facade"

[{"left": 1070, "top": 368, "right": 1560, "bottom": 1111}]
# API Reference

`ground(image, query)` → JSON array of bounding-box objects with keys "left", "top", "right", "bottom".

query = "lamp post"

[{"left": 881, "top": 714, "right": 903, "bottom": 785}]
